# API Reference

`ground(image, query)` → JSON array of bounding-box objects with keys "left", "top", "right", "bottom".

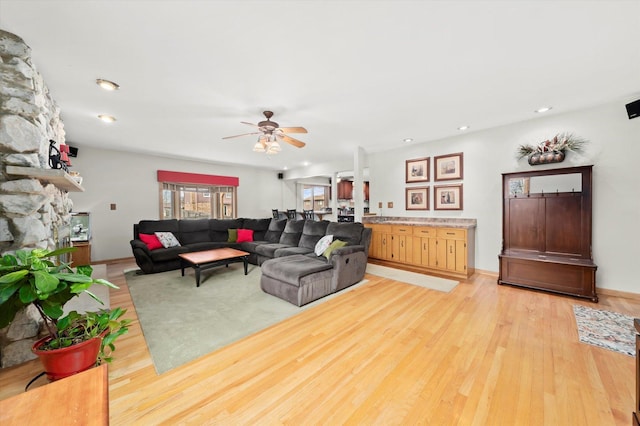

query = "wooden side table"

[{"left": 71, "top": 241, "right": 91, "bottom": 266}]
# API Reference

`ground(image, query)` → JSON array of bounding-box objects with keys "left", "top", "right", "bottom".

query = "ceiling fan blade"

[
  {"left": 277, "top": 134, "right": 306, "bottom": 148},
  {"left": 241, "top": 121, "right": 259, "bottom": 127},
  {"left": 278, "top": 126, "right": 308, "bottom": 134},
  {"left": 222, "top": 132, "right": 261, "bottom": 140}
]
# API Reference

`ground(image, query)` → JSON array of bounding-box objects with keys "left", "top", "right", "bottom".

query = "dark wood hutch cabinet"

[{"left": 498, "top": 165, "right": 597, "bottom": 302}]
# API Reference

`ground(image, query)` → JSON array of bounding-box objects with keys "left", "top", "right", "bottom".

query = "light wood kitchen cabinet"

[{"left": 365, "top": 222, "right": 475, "bottom": 279}]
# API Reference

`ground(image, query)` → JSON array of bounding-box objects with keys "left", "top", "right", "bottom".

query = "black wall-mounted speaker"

[
  {"left": 625, "top": 99, "right": 640, "bottom": 119},
  {"left": 277, "top": 172, "right": 284, "bottom": 179},
  {"left": 68, "top": 146, "right": 78, "bottom": 157}
]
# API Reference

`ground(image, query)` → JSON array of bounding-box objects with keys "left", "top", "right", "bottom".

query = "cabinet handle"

[
  {"left": 447, "top": 232, "right": 455, "bottom": 235},
  {"left": 449, "top": 246, "right": 453, "bottom": 254},
  {"left": 401, "top": 240, "right": 403, "bottom": 248},
  {"left": 423, "top": 243, "right": 426, "bottom": 250}
]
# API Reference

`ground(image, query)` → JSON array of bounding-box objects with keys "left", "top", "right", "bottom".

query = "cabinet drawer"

[
  {"left": 413, "top": 226, "right": 435, "bottom": 237},
  {"left": 367, "top": 224, "right": 390, "bottom": 232},
  {"left": 437, "top": 228, "right": 466, "bottom": 240},
  {"left": 391, "top": 225, "right": 412, "bottom": 234}
]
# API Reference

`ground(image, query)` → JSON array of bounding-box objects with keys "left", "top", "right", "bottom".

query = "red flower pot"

[{"left": 31, "top": 334, "right": 103, "bottom": 381}]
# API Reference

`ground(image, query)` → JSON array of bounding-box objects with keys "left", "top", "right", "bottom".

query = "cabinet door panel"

[
  {"left": 455, "top": 240, "right": 466, "bottom": 273},
  {"left": 428, "top": 238, "right": 438, "bottom": 268},
  {"left": 446, "top": 239, "right": 456, "bottom": 271}
]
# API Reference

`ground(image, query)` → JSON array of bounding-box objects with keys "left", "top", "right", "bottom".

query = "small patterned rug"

[{"left": 573, "top": 305, "right": 635, "bottom": 357}]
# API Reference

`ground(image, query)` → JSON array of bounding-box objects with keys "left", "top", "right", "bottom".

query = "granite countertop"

[{"left": 361, "top": 216, "right": 477, "bottom": 229}]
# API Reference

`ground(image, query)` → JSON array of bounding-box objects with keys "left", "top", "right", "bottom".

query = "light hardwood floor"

[{"left": 1, "top": 259, "right": 638, "bottom": 425}]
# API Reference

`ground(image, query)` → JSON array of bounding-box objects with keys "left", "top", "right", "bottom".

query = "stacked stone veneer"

[{"left": 0, "top": 30, "right": 74, "bottom": 368}]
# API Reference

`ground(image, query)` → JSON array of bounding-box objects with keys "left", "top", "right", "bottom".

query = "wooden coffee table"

[{"left": 178, "top": 248, "right": 250, "bottom": 287}]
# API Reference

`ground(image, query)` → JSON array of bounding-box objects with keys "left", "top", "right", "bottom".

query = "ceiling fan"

[{"left": 222, "top": 111, "right": 307, "bottom": 153}]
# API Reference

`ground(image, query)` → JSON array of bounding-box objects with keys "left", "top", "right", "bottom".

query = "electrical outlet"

[{"left": 387, "top": 202, "right": 393, "bottom": 208}]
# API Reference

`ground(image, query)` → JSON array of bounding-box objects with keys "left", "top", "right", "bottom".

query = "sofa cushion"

[
  {"left": 179, "top": 219, "right": 212, "bottom": 244},
  {"left": 261, "top": 254, "right": 332, "bottom": 287},
  {"left": 325, "top": 222, "right": 364, "bottom": 246},
  {"left": 137, "top": 219, "right": 179, "bottom": 237},
  {"left": 279, "top": 220, "right": 306, "bottom": 246},
  {"left": 298, "top": 220, "right": 330, "bottom": 250},
  {"left": 323, "top": 239, "right": 348, "bottom": 258},
  {"left": 209, "top": 219, "right": 243, "bottom": 242},
  {"left": 237, "top": 229, "right": 254, "bottom": 243},
  {"left": 155, "top": 231, "right": 181, "bottom": 248},
  {"left": 139, "top": 233, "right": 163, "bottom": 250},
  {"left": 264, "top": 218, "right": 287, "bottom": 243},
  {"left": 314, "top": 234, "right": 333, "bottom": 256},
  {"left": 254, "top": 243, "right": 290, "bottom": 258},
  {"left": 239, "top": 241, "right": 268, "bottom": 253},
  {"left": 274, "top": 246, "right": 314, "bottom": 257},
  {"left": 149, "top": 246, "right": 189, "bottom": 261},
  {"left": 241, "top": 218, "right": 271, "bottom": 241},
  {"left": 227, "top": 229, "right": 238, "bottom": 242}
]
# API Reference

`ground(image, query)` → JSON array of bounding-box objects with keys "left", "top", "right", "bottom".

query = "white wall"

[
  {"left": 69, "top": 99, "right": 639, "bottom": 293},
  {"left": 68, "top": 147, "right": 283, "bottom": 262},
  {"left": 368, "top": 99, "right": 640, "bottom": 293}
]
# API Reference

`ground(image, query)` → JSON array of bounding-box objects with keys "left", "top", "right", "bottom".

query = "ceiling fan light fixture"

[
  {"left": 97, "top": 114, "right": 116, "bottom": 123},
  {"left": 96, "top": 78, "right": 120, "bottom": 91},
  {"left": 252, "top": 141, "right": 266, "bottom": 152}
]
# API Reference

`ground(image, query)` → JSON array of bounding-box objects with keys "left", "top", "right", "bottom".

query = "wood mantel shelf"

[{"left": 5, "top": 166, "right": 84, "bottom": 192}]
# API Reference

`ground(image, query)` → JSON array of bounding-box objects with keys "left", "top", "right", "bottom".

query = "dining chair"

[
  {"left": 302, "top": 210, "right": 315, "bottom": 220},
  {"left": 272, "top": 209, "right": 280, "bottom": 219}
]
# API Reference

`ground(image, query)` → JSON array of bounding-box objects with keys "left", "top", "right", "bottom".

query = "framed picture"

[
  {"left": 508, "top": 177, "right": 530, "bottom": 197},
  {"left": 434, "top": 152, "right": 463, "bottom": 181},
  {"left": 434, "top": 184, "right": 463, "bottom": 210},
  {"left": 405, "top": 157, "right": 430, "bottom": 183},
  {"left": 406, "top": 186, "right": 429, "bottom": 210}
]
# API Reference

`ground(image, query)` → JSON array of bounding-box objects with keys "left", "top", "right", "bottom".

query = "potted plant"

[{"left": 0, "top": 247, "right": 130, "bottom": 381}]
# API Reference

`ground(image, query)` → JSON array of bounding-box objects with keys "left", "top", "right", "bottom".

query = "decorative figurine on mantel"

[{"left": 516, "top": 132, "right": 588, "bottom": 165}]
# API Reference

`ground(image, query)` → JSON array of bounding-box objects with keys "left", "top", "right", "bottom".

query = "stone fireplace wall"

[{"left": 0, "top": 29, "right": 73, "bottom": 367}]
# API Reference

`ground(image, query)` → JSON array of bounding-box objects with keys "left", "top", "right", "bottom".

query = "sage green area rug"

[
  {"left": 125, "top": 264, "right": 367, "bottom": 374},
  {"left": 365, "top": 263, "right": 459, "bottom": 292}
]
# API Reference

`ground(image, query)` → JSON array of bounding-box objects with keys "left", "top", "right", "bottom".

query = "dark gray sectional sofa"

[{"left": 130, "top": 217, "right": 371, "bottom": 306}]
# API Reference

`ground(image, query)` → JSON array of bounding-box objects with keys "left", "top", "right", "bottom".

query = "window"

[
  {"left": 302, "top": 185, "right": 329, "bottom": 211},
  {"left": 161, "top": 183, "right": 236, "bottom": 220}
]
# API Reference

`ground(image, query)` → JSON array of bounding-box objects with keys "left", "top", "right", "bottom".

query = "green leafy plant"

[
  {"left": 517, "top": 132, "right": 588, "bottom": 160},
  {"left": 0, "top": 247, "right": 130, "bottom": 363}
]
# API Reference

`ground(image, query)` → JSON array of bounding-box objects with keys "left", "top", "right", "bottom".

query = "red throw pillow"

[
  {"left": 139, "top": 233, "right": 163, "bottom": 250},
  {"left": 236, "top": 229, "right": 254, "bottom": 243}
]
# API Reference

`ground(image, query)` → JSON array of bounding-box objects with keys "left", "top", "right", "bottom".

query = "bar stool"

[
  {"left": 286, "top": 209, "right": 297, "bottom": 219},
  {"left": 272, "top": 209, "right": 280, "bottom": 219}
]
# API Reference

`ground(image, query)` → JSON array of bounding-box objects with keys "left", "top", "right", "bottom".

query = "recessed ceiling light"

[
  {"left": 457, "top": 125, "right": 470, "bottom": 131},
  {"left": 97, "top": 114, "right": 116, "bottom": 123},
  {"left": 303, "top": 162, "right": 310, "bottom": 166},
  {"left": 403, "top": 138, "right": 413, "bottom": 143},
  {"left": 96, "top": 78, "right": 120, "bottom": 91},
  {"left": 535, "top": 106, "right": 552, "bottom": 113}
]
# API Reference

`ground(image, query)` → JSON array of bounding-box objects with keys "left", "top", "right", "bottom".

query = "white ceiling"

[{"left": 1, "top": 0, "right": 639, "bottom": 172}]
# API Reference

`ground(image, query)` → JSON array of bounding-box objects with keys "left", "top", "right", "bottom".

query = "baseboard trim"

[
  {"left": 94, "top": 256, "right": 135, "bottom": 265},
  {"left": 597, "top": 287, "right": 640, "bottom": 301}
]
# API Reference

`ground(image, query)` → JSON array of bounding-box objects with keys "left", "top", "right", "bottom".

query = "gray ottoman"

[{"left": 260, "top": 254, "right": 334, "bottom": 306}]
